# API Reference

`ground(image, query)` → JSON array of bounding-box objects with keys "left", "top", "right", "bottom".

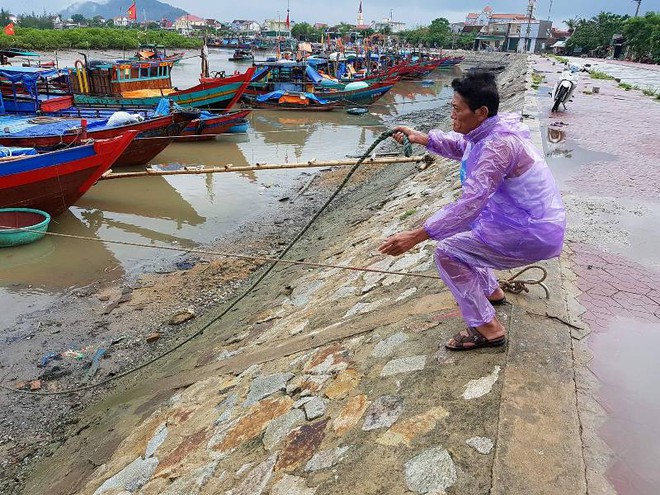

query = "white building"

[
  {"left": 230, "top": 20, "right": 261, "bottom": 33},
  {"left": 174, "top": 14, "right": 205, "bottom": 35}
]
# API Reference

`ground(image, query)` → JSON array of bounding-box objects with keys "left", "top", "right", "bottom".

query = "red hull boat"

[{"left": 0, "top": 132, "right": 137, "bottom": 216}]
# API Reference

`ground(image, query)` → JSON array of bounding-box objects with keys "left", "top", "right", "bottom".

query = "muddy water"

[
  {"left": 589, "top": 318, "right": 660, "bottom": 494},
  {"left": 0, "top": 49, "right": 456, "bottom": 329}
]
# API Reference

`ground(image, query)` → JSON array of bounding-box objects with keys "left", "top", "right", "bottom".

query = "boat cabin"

[{"left": 68, "top": 59, "right": 174, "bottom": 96}]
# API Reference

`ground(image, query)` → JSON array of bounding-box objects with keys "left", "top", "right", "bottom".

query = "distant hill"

[{"left": 60, "top": 0, "right": 188, "bottom": 22}]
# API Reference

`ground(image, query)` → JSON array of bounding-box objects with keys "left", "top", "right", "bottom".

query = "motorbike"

[{"left": 551, "top": 68, "right": 579, "bottom": 112}]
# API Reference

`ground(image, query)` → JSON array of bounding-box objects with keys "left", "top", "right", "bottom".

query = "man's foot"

[
  {"left": 445, "top": 319, "right": 506, "bottom": 351},
  {"left": 488, "top": 287, "right": 507, "bottom": 305}
]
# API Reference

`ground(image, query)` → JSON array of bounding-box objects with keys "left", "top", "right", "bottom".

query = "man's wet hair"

[{"left": 451, "top": 71, "right": 499, "bottom": 117}]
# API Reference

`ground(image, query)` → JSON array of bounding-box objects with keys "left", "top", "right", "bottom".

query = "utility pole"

[
  {"left": 633, "top": 0, "right": 642, "bottom": 17},
  {"left": 523, "top": 0, "right": 536, "bottom": 53},
  {"left": 547, "top": 0, "right": 553, "bottom": 21}
]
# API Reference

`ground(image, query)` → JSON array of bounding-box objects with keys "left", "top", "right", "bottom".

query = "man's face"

[{"left": 450, "top": 92, "right": 487, "bottom": 134}]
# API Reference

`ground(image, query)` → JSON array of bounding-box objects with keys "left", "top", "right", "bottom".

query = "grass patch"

[
  {"left": 399, "top": 209, "right": 417, "bottom": 220},
  {"left": 618, "top": 82, "right": 634, "bottom": 91},
  {"left": 531, "top": 72, "right": 544, "bottom": 85},
  {"left": 642, "top": 88, "right": 658, "bottom": 97},
  {"left": 551, "top": 55, "right": 569, "bottom": 64},
  {"left": 589, "top": 70, "right": 615, "bottom": 80}
]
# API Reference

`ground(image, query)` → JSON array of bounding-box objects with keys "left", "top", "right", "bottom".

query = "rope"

[
  {"left": 0, "top": 228, "right": 441, "bottom": 281},
  {"left": 0, "top": 130, "right": 412, "bottom": 397},
  {"left": 499, "top": 265, "right": 549, "bottom": 299}
]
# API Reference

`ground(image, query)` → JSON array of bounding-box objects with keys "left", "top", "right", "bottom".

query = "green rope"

[{"left": 0, "top": 130, "right": 414, "bottom": 396}]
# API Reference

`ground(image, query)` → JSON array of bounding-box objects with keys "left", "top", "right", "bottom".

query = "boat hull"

[
  {"left": 0, "top": 132, "right": 137, "bottom": 216},
  {"left": 0, "top": 113, "right": 193, "bottom": 166},
  {"left": 73, "top": 68, "right": 256, "bottom": 111}
]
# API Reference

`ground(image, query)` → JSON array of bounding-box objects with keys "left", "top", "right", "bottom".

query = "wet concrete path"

[{"left": 537, "top": 55, "right": 660, "bottom": 494}]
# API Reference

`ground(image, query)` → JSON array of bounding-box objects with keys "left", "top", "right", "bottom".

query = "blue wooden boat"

[{"left": 0, "top": 208, "right": 51, "bottom": 247}]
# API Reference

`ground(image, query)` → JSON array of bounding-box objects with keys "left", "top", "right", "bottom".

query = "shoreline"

[{"left": 0, "top": 53, "right": 540, "bottom": 493}]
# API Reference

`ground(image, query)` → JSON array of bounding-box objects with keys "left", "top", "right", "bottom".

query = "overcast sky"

[{"left": 5, "top": 0, "right": 659, "bottom": 28}]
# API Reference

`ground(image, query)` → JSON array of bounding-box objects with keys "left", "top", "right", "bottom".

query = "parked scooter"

[{"left": 551, "top": 66, "right": 579, "bottom": 112}]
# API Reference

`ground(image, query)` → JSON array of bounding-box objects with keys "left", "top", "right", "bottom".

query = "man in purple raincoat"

[{"left": 379, "top": 72, "right": 565, "bottom": 350}]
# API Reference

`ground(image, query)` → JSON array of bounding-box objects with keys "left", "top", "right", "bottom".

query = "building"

[
  {"left": 474, "top": 18, "right": 552, "bottom": 53},
  {"left": 465, "top": 6, "right": 493, "bottom": 25},
  {"left": 174, "top": 14, "right": 205, "bottom": 35},
  {"left": 263, "top": 19, "right": 291, "bottom": 37},
  {"left": 371, "top": 18, "right": 406, "bottom": 33},
  {"left": 114, "top": 16, "right": 130, "bottom": 27},
  {"left": 230, "top": 20, "right": 261, "bottom": 33},
  {"left": 356, "top": 1, "right": 364, "bottom": 26}
]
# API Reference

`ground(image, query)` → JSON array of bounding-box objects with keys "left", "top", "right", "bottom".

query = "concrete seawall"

[{"left": 21, "top": 55, "right": 588, "bottom": 495}]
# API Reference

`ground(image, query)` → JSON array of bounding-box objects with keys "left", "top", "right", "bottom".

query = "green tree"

[
  {"left": 71, "top": 14, "right": 86, "bottom": 25},
  {"left": 563, "top": 17, "right": 579, "bottom": 34},
  {"left": 623, "top": 12, "right": 660, "bottom": 63},
  {"left": 566, "top": 12, "right": 627, "bottom": 55},
  {"left": 0, "top": 9, "right": 12, "bottom": 26},
  {"left": 291, "top": 21, "right": 314, "bottom": 41}
]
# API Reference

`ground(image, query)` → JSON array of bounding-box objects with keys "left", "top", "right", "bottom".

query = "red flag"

[
  {"left": 3, "top": 22, "right": 15, "bottom": 36},
  {"left": 285, "top": 10, "right": 290, "bottom": 30},
  {"left": 127, "top": 1, "right": 137, "bottom": 21}
]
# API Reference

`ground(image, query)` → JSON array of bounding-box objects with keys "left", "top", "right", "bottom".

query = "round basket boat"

[
  {"left": 0, "top": 208, "right": 51, "bottom": 248},
  {"left": 346, "top": 107, "right": 369, "bottom": 115}
]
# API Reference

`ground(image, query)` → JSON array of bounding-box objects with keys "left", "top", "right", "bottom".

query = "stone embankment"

[{"left": 20, "top": 55, "right": 587, "bottom": 495}]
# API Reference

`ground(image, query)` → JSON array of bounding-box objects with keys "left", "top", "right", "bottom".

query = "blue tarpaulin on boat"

[
  {"left": 0, "top": 66, "right": 61, "bottom": 99},
  {"left": 0, "top": 147, "right": 37, "bottom": 157},
  {"left": 305, "top": 65, "right": 324, "bottom": 84},
  {"left": 0, "top": 115, "right": 108, "bottom": 137}
]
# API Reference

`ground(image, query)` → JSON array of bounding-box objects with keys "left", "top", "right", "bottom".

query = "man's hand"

[
  {"left": 378, "top": 228, "right": 430, "bottom": 257},
  {"left": 392, "top": 126, "right": 430, "bottom": 147}
]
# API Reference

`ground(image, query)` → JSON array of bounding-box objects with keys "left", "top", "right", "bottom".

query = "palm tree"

[{"left": 563, "top": 17, "right": 579, "bottom": 34}]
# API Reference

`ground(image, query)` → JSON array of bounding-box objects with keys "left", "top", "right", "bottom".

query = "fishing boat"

[
  {"left": 127, "top": 44, "right": 185, "bottom": 64},
  {"left": 246, "top": 90, "right": 341, "bottom": 111},
  {"left": 0, "top": 208, "right": 51, "bottom": 248},
  {"left": 0, "top": 131, "right": 137, "bottom": 216},
  {"left": 178, "top": 109, "right": 252, "bottom": 141},
  {"left": 0, "top": 110, "right": 196, "bottom": 167},
  {"left": 229, "top": 49, "right": 254, "bottom": 62},
  {"left": 69, "top": 62, "right": 255, "bottom": 110},
  {"left": 242, "top": 62, "right": 397, "bottom": 106}
]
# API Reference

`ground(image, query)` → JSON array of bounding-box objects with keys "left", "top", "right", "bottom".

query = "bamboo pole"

[{"left": 99, "top": 155, "right": 433, "bottom": 180}]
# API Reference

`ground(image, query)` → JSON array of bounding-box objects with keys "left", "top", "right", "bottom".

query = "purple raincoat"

[{"left": 424, "top": 113, "right": 565, "bottom": 327}]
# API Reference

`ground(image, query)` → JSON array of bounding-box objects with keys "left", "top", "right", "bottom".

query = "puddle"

[
  {"left": 589, "top": 316, "right": 660, "bottom": 494},
  {"left": 542, "top": 124, "right": 615, "bottom": 188}
]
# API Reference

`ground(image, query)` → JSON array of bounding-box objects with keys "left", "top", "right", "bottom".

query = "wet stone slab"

[
  {"left": 93, "top": 456, "right": 160, "bottom": 494},
  {"left": 305, "top": 445, "right": 351, "bottom": 472},
  {"left": 463, "top": 366, "right": 501, "bottom": 400},
  {"left": 380, "top": 355, "right": 427, "bottom": 377},
  {"left": 262, "top": 408, "right": 306, "bottom": 451},
  {"left": 466, "top": 436, "right": 494, "bottom": 454},
  {"left": 404, "top": 446, "right": 457, "bottom": 494},
  {"left": 243, "top": 372, "right": 294, "bottom": 406},
  {"left": 362, "top": 395, "right": 404, "bottom": 431},
  {"left": 370, "top": 332, "right": 409, "bottom": 358}
]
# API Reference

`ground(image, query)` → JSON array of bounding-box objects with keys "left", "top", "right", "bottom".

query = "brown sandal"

[{"left": 445, "top": 326, "right": 506, "bottom": 351}]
